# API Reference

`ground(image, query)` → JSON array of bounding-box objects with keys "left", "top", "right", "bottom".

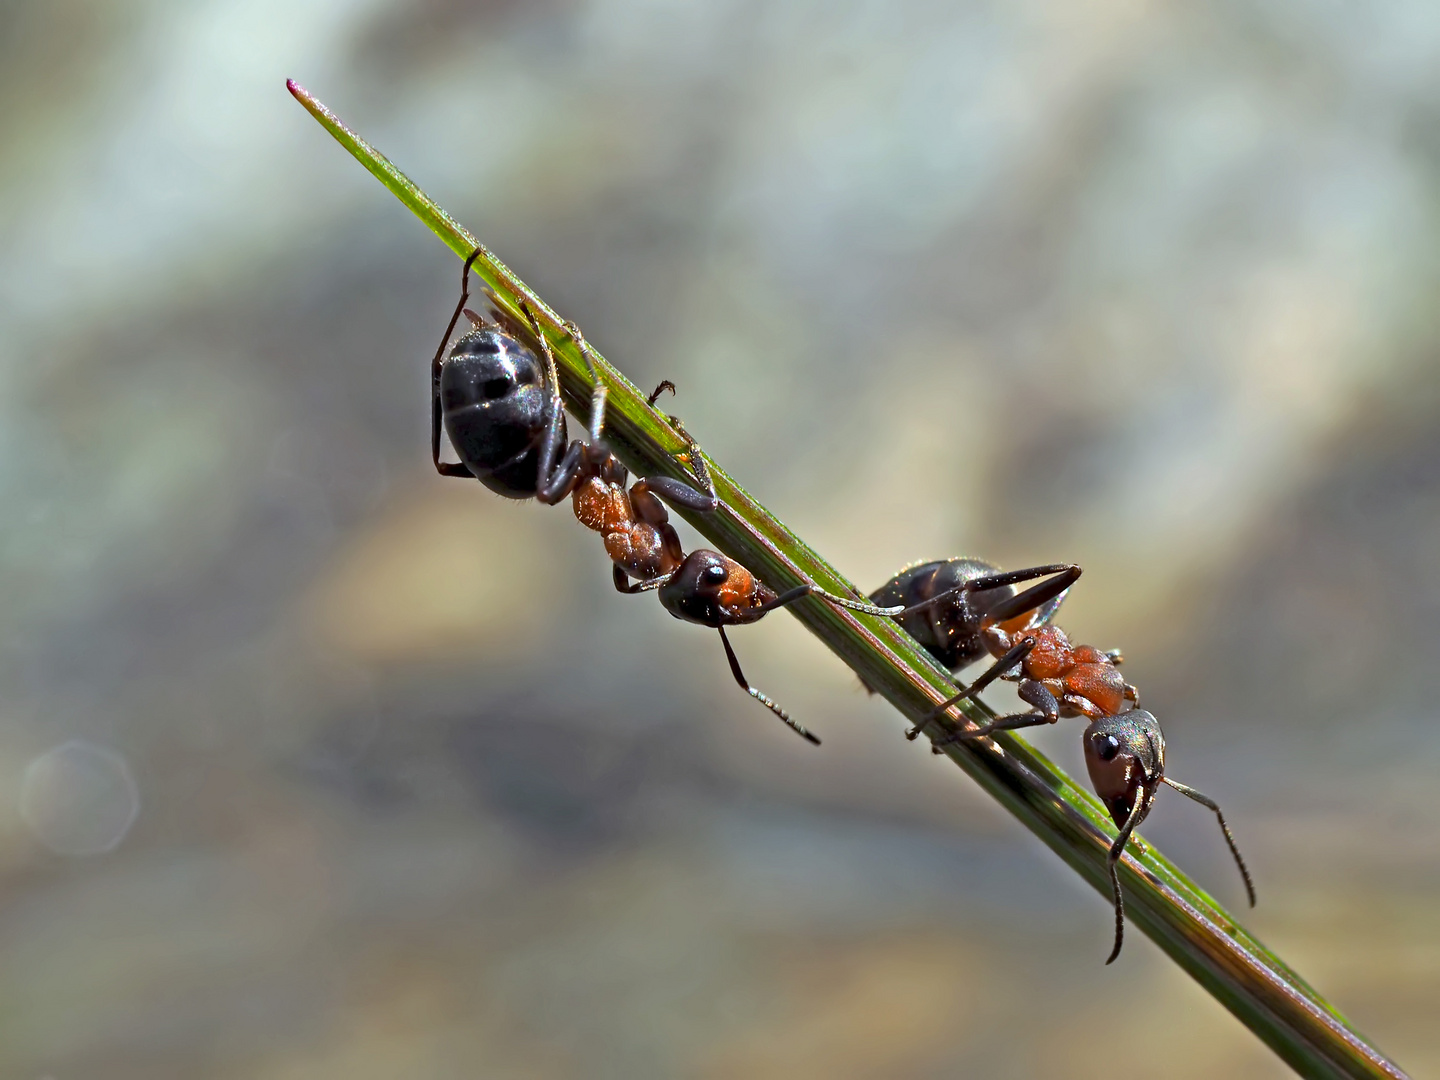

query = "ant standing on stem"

[
  {"left": 872, "top": 558, "right": 1255, "bottom": 962},
  {"left": 429, "top": 249, "right": 902, "bottom": 743}
]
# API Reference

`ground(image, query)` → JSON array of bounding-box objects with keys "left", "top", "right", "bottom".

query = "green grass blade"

[{"left": 286, "top": 79, "right": 1411, "bottom": 1080}]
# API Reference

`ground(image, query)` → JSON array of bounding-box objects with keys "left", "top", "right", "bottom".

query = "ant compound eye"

[
  {"left": 702, "top": 564, "right": 729, "bottom": 585},
  {"left": 482, "top": 375, "right": 513, "bottom": 399},
  {"left": 1097, "top": 734, "right": 1122, "bottom": 761}
]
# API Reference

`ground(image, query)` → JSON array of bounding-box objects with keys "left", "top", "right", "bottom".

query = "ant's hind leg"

[
  {"left": 430, "top": 249, "right": 485, "bottom": 476},
  {"left": 890, "top": 565, "right": 1080, "bottom": 627},
  {"left": 718, "top": 627, "right": 819, "bottom": 745}
]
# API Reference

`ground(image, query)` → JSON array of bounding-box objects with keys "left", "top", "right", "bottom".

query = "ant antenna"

[
  {"left": 1104, "top": 784, "right": 1155, "bottom": 965},
  {"left": 718, "top": 626, "right": 819, "bottom": 745},
  {"left": 1161, "top": 777, "right": 1257, "bottom": 907},
  {"left": 756, "top": 583, "right": 903, "bottom": 619}
]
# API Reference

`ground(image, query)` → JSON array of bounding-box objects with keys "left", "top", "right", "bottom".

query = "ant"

[
  {"left": 429, "top": 248, "right": 716, "bottom": 518},
  {"left": 872, "top": 559, "right": 1255, "bottom": 962},
  {"left": 430, "top": 250, "right": 902, "bottom": 743}
]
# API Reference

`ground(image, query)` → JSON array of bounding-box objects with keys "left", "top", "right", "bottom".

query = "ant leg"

[
  {"left": 1104, "top": 787, "right": 1156, "bottom": 965},
  {"left": 665, "top": 417, "right": 720, "bottom": 510},
  {"left": 562, "top": 319, "right": 609, "bottom": 445},
  {"left": 932, "top": 679, "right": 1059, "bottom": 752},
  {"left": 906, "top": 637, "right": 1035, "bottom": 741},
  {"left": 717, "top": 626, "right": 819, "bottom": 745},
  {"left": 516, "top": 299, "right": 577, "bottom": 502},
  {"left": 536, "top": 439, "right": 589, "bottom": 505},
  {"left": 888, "top": 564, "right": 1079, "bottom": 620},
  {"left": 644, "top": 475, "right": 720, "bottom": 513},
  {"left": 624, "top": 486, "right": 693, "bottom": 569},
  {"left": 613, "top": 565, "right": 672, "bottom": 595},
  {"left": 636, "top": 382, "right": 722, "bottom": 513},
  {"left": 986, "top": 566, "right": 1082, "bottom": 626},
  {"left": 431, "top": 249, "right": 484, "bottom": 475},
  {"left": 1161, "top": 778, "right": 1256, "bottom": 907}
]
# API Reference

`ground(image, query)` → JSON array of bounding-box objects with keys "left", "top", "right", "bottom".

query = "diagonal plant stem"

[{"left": 287, "top": 79, "right": 1409, "bottom": 1080}]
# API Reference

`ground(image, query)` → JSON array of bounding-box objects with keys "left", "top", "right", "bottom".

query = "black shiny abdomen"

[
  {"left": 440, "top": 328, "right": 563, "bottom": 498},
  {"left": 870, "top": 557, "right": 1019, "bottom": 672}
]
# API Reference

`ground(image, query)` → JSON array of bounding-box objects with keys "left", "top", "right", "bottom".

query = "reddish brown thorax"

[
  {"left": 985, "top": 622, "right": 1130, "bottom": 718},
  {"left": 571, "top": 476, "right": 681, "bottom": 580},
  {"left": 1022, "top": 625, "right": 1073, "bottom": 679}
]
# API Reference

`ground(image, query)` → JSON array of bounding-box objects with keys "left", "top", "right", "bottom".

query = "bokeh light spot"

[{"left": 19, "top": 741, "right": 140, "bottom": 856}]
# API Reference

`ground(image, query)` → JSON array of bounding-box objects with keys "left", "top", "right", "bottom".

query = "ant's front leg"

[
  {"left": 907, "top": 636, "right": 1034, "bottom": 742},
  {"left": 929, "top": 680, "right": 1060, "bottom": 753},
  {"left": 638, "top": 380, "right": 720, "bottom": 513},
  {"left": 612, "top": 564, "right": 671, "bottom": 595}
]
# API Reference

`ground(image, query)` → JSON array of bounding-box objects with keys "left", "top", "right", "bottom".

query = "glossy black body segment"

[
  {"left": 439, "top": 324, "right": 562, "bottom": 497},
  {"left": 871, "top": 558, "right": 1076, "bottom": 672}
]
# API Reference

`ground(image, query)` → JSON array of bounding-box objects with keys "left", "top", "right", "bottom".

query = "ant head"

[
  {"left": 658, "top": 549, "right": 764, "bottom": 627},
  {"left": 1083, "top": 710, "right": 1165, "bottom": 830},
  {"left": 439, "top": 326, "right": 561, "bottom": 496}
]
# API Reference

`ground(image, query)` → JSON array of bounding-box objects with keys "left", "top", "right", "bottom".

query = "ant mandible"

[
  {"left": 873, "top": 559, "right": 1254, "bottom": 962},
  {"left": 430, "top": 250, "right": 902, "bottom": 743}
]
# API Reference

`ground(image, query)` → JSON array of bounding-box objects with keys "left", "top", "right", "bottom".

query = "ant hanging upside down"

[
  {"left": 872, "top": 558, "right": 1255, "bottom": 962},
  {"left": 429, "top": 249, "right": 901, "bottom": 743}
]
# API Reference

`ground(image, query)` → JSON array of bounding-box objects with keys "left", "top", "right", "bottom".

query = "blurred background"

[{"left": 1, "top": 0, "right": 1438, "bottom": 1076}]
